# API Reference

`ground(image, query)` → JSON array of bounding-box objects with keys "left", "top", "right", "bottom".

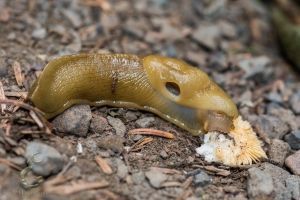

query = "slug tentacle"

[{"left": 27, "top": 54, "right": 239, "bottom": 135}]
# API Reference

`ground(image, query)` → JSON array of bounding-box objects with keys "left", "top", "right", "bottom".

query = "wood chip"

[
  {"left": 13, "top": 61, "right": 24, "bottom": 87},
  {"left": 138, "top": 137, "right": 153, "bottom": 147},
  {"left": 0, "top": 81, "right": 6, "bottom": 114},
  {"left": 100, "top": 189, "right": 118, "bottom": 200},
  {"left": 129, "top": 128, "right": 175, "bottom": 139},
  {"left": 160, "top": 181, "right": 182, "bottom": 187},
  {"left": 192, "top": 165, "right": 231, "bottom": 176},
  {"left": 94, "top": 155, "right": 113, "bottom": 175},
  {"left": 0, "top": 158, "right": 22, "bottom": 171},
  {"left": 29, "top": 110, "right": 44, "bottom": 129},
  {"left": 181, "top": 176, "right": 193, "bottom": 189},
  {"left": 4, "top": 91, "right": 28, "bottom": 98},
  {"left": 150, "top": 167, "right": 182, "bottom": 175}
]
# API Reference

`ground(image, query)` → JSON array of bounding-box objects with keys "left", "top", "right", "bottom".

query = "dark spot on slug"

[
  {"left": 112, "top": 76, "right": 118, "bottom": 93},
  {"left": 165, "top": 82, "right": 180, "bottom": 96}
]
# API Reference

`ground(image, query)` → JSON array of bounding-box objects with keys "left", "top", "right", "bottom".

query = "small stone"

[
  {"left": 124, "top": 18, "right": 146, "bottom": 39},
  {"left": 268, "top": 139, "right": 291, "bottom": 167},
  {"left": 117, "top": 162, "right": 128, "bottom": 179},
  {"left": 166, "top": 44, "right": 177, "bottom": 58},
  {"left": 247, "top": 167, "right": 274, "bottom": 200},
  {"left": 232, "top": 194, "right": 247, "bottom": 200},
  {"left": 135, "top": 117, "right": 155, "bottom": 128},
  {"left": 203, "top": 0, "right": 227, "bottom": 20},
  {"left": 257, "top": 115, "right": 289, "bottom": 140},
  {"left": 223, "top": 186, "right": 239, "bottom": 195},
  {"left": 53, "top": 105, "right": 92, "bottom": 137},
  {"left": 261, "top": 162, "right": 290, "bottom": 184},
  {"left": 289, "top": 90, "right": 300, "bottom": 114},
  {"left": 284, "top": 130, "right": 300, "bottom": 150},
  {"left": 159, "top": 150, "right": 168, "bottom": 160},
  {"left": 145, "top": 170, "right": 168, "bottom": 188},
  {"left": 7, "top": 156, "right": 26, "bottom": 168},
  {"left": 207, "top": 52, "right": 228, "bottom": 72},
  {"left": 62, "top": 9, "right": 82, "bottom": 28},
  {"left": 0, "top": 57, "right": 7, "bottom": 77},
  {"left": 125, "top": 111, "right": 138, "bottom": 121},
  {"left": 286, "top": 175, "right": 300, "bottom": 199},
  {"left": 194, "top": 170, "right": 212, "bottom": 187},
  {"left": 238, "top": 56, "right": 272, "bottom": 80},
  {"left": 264, "top": 92, "right": 282, "bottom": 104},
  {"left": 160, "top": 20, "right": 182, "bottom": 42},
  {"left": 85, "top": 140, "right": 98, "bottom": 153},
  {"left": 65, "top": 166, "right": 81, "bottom": 179},
  {"left": 107, "top": 116, "right": 126, "bottom": 137},
  {"left": 133, "top": 134, "right": 143, "bottom": 142},
  {"left": 185, "top": 51, "right": 207, "bottom": 67},
  {"left": 7, "top": 32, "right": 16, "bottom": 40},
  {"left": 25, "top": 142, "right": 65, "bottom": 177},
  {"left": 273, "top": 177, "right": 292, "bottom": 200},
  {"left": 218, "top": 20, "right": 237, "bottom": 39},
  {"left": 132, "top": 171, "right": 146, "bottom": 185},
  {"left": 192, "top": 24, "right": 220, "bottom": 51},
  {"left": 285, "top": 150, "right": 300, "bottom": 175},
  {"left": 89, "top": 116, "right": 107, "bottom": 134},
  {"left": 32, "top": 28, "right": 47, "bottom": 39},
  {"left": 98, "top": 135, "right": 124, "bottom": 155}
]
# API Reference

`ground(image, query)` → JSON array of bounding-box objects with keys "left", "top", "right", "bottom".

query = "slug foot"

[{"left": 196, "top": 116, "right": 267, "bottom": 166}]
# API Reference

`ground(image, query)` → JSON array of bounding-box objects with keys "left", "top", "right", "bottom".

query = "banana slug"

[{"left": 27, "top": 54, "right": 238, "bottom": 136}]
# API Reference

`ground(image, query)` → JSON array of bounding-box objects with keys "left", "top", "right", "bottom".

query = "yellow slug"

[{"left": 27, "top": 54, "right": 238, "bottom": 136}]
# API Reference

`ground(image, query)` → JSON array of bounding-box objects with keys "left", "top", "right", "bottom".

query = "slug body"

[{"left": 27, "top": 54, "right": 238, "bottom": 136}]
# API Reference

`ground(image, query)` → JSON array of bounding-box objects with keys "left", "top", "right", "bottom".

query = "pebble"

[
  {"left": 117, "top": 162, "right": 128, "bottom": 179},
  {"left": 286, "top": 175, "right": 300, "bottom": 199},
  {"left": 89, "top": 116, "right": 107, "bottom": 134},
  {"left": 7, "top": 32, "right": 16, "bottom": 40},
  {"left": 135, "top": 117, "right": 155, "bottom": 128},
  {"left": 238, "top": 56, "right": 272, "bottom": 80},
  {"left": 218, "top": 20, "right": 237, "bottom": 39},
  {"left": 107, "top": 116, "right": 126, "bottom": 137},
  {"left": 98, "top": 135, "right": 124, "bottom": 155},
  {"left": 284, "top": 130, "right": 300, "bottom": 150},
  {"left": 25, "top": 142, "right": 65, "bottom": 177},
  {"left": 160, "top": 20, "right": 182, "bottom": 42},
  {"left": 159, "top": 150, "right": 168, "bottom": 159},
  {"left": 273, "top": 178, "right": 292, "bottom": 200},
  {"left": 7, "top": 156, "right": 26, "bottom": 168},
  {"left": 65, "top": 165, "right": 81, "bottom": 179},
  {"left": 247, "top": 167, "right": 274, "bottom": 200},
  {"left": 257, "top": 115, "right": 289, "bottom": 140},
  {"left": 193, "top": 170, "right": 212, "bottom": 187},
  {"left": 124, "top": 18, "right": 146, "bottom": 39},
  {"left": 145, "top": 170, "right": 168, "bottom": 188},
  {"left": 207, "top": 52, "right": 228, "bottom": 72},
  {"left": 223, "top": 186, "right": 239, "bottom": 195},
  {"left": 261, "top": 162, "right": 290, "bottom": 184},
  {"left": 203, "top": 0, "right": 227, "bottom": 20},
  {"left": 232, "top": 194, "right": 248, "bottom": 200},
  {"left": 285, "top": 150, "right": 300, "bottom": 175},
  {"left": 166, "top": 44, "right": 177, "bottom": 58},
  {"left": 0, "top": 57, "right": 7, "bottom": 77},
  {"left": 125, "top": 111, "right": 138, "bottom": 121},
  {"left": 185, "top": 51, "right": 207, "bottom": 67},
  {"left": 52, "top": 105, "right": 92, "bottom": 137},
  {"left": 133, "top": 134, "right": 143, "bottom": 142},
  {"left": 85, "top": 140, "right": 98, "bottom": 153},
  {"left": 268, "top": 139, "right": 291, "bottom": 167},
  {"left": 32, "top": 28, "right": 47, "bottom": 39},
  {"left": 289, "top": 90, "right": 300, "bottom": 114},
  {"left": 192, "top": 24, "right": 220, "bottom": 51},
  {"left": 62, "top": 9, "right": 82, "bottom": 28},
  {"left": 132, "top": 171, "right": 146, "bottom": 185},
  {"left": 264, "top": 92, "right": 282, "bottom": 104}
]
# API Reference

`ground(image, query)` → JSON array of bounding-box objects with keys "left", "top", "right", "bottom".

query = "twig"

[
  {"left": 94, "top": 156, "right": 113, "bottom": 175},
  {"left": 129, "top": 128, "right": 175, "bottom": 139},
  {"left": 0, "top": 158, "right": 22, "bottom": 170}
]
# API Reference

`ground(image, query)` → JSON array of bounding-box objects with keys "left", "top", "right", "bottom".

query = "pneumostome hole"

[{"left": 165, "top": 82, "right": 180, "bottom": 96}]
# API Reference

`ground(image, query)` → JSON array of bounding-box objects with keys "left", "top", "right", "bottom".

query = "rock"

[
  {"left": 145, "top": 170, "right": 168, "bottom": 188},
  {"left": 285, "top": 150, "right": 300, "bottom": 175},
  {"left": 193, "top": 170, "right": 212, "bottom": 187},
  {"left": 256, "top": 115, "right": 289, "bottom": 140},
  {"left": 268, "top": 139, "right": 291, "bottom": 167},
  {"left": 53, "top": 105, "right": 92, "bottom": 137},
  {"left": 261, "top": 162, "right": 290, "bottom": 184},
  {"left": 107, "top": 116, "right": 126, "bottom": 137},
  {"left": 289, "top": 90, "right": 300, "bottom": 114},
  {"left": 65, "top": 166, "right": 81, "bottom": 179},
  {"left": 124, "top": 18, "right": 146, "bottom": 39},
  {"left": 273, "top": 178, "right": 292, "bottom": 200},
  {"left": 284, "top": 130, "right": 300, "bottom": 150},
  {"left": 25, "top": 142, "right": 65, "bottom": 177},
  {"left": 238, "top": 56, "right": 272, "bottom": 80},
  {"left": 207, "top": 52, "right": 228, "bottom": 72},
  {"left": 232, "top": 194, "right": 248, "bottom": 200},
  {"left": 133, "top": 134, "right": 143, "bottom": 142},
  {"left": 135, "top": 117, "right": 155, "bottom": 128},
  {"left": 0, "top": 57, "right": 7, "bottom": 77},
  {"left": 32, "top": 28, "right": 47, "bottom": 39},
  {"left": 7, "top": 32, "right": 16, "bottom": 40},
  {"left": 267, "top": 102, "right": 299, "bottom": 131},
  {"left": 218, "top": 20, "right": 237, "bottom": 39},
  {"left": 98, "top": 135, "right": 124, "bottom": 155},
  {"left": 286, "top": 175, "right": 300, "bottom": 199},
  {"left": 185, "top": 51, "right": 207, "bottom": 67},
  {"left": 62, "top": 9, "right": 82, "bottom": 28},
  {"left": 264, "top": 92, "right": 282, "bottom": 104},
  {"left": 166, "top": 44, "right": 177, "bottom": 58},
  {"left": 85, "top": 140, "right": 98, "bottom": 153},
  {"left": 132, "top": 171, "right": 146, "bottom": 185},
  {"left": 203, "top": 0, "right": 227, "bottom": 20},
  {"left": 7, "top": 156, "right": 26, "bottom": 168},
  {"left": 238, "top": 89, "right": 254, "bottom": 107},
  {"left": 89, "top": 116, "right": 107, "bottom": 134},
  {"left": 117, "top": 162, "right": 128, "bottom": 179},
  {"left": 223, "top": 186, "right": 239, "bottom": 195},
  {"left": 159, "top": 150, "right": 168, "bottom": 160},
  {"left": 160, "top": 20, "right": 182, "bottom": 42},
  {"left": 247, "top": 167, "right": 274, "bottom": 200},
  {"left": 125, "top": 111, "right": 138, "bottom": 121},
  {"left": 192, "top": 24, "right": 220, "bottom": 51}
]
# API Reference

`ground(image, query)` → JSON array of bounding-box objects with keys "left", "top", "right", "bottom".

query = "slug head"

[{"left": 143, "top": 55, "right": 238, "bottom": 133}]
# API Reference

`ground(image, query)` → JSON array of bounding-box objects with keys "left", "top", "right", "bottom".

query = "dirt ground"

[{"left": 0, "top": 0, "right": 300, "bottom": 200}]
